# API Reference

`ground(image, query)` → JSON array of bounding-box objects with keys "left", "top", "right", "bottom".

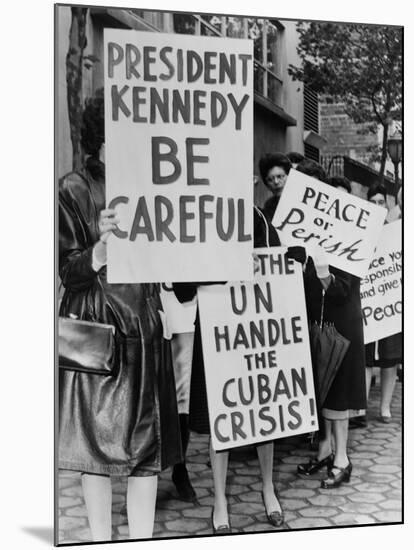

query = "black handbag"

[{"left": 58, "top": 317, "right": 116, "bottom": 375}]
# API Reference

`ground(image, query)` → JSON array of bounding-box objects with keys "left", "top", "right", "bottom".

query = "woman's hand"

[
  {"left": 313, "top": 248, "right": 332, "bottom": 289},
  {"left": 98, "top": 209, "right": 120, "bottom": 243},
  {"left": 92, "top": 209, "right": 120, "bottom": 269},
  {"left": 313, "top": 248, "right": 330, "bottom": 279}
]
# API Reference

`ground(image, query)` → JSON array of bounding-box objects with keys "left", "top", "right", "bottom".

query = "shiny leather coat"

[{"left": 58, "top": 158, "right": 182, "bottom": 475}]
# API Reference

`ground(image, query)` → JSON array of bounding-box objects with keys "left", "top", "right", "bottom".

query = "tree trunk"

[
  {"left": 378, "top": 121, "right": 389, "bottom": 184},
  {"left": 66, "top": 7, "right": 88, "bottom": 172}
]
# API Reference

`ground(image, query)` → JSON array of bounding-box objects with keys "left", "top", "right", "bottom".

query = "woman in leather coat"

[{"left": 58, "top": 91, "right": 182, "bottom": 541}]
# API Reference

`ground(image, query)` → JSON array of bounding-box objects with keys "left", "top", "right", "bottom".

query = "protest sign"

[
  {"left": 272, "top": 170, "right": 387, "bottom": 278},
  {"left": 360, "top": 220, "right": 402, "bottom": 344},
  {"left": 197, "top": 248, "right": 317, "bottom": 451},
  {"left": 104, "top": 30, "right": 253, "bottom": 283},
  {"left": 160, "top": 283, "right": 196, "bottom": 335}
]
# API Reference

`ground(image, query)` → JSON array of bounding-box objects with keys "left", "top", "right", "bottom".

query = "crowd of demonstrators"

[{"left": 58, "top": 91, "right": 401, "bottom": 541}]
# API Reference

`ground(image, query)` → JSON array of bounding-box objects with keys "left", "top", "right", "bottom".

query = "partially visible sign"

[
  {"left": 272, "top": 170, "right": 387, "bottom": 278},
  {"left": 360, "top": 220, "right": 402, "bottom": 344},
  {"left": 104, "top": 29, "right": 254, "bottom": 283},
  {"left": 198, "top": 248, "right": 317, "bottom": 451}
]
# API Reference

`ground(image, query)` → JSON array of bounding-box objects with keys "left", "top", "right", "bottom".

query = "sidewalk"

[{"left": 58, "top": 379, "right": 402, "bottom": 543}]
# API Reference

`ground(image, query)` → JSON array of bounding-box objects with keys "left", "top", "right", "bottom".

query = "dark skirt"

[
  {"left": 365, "top": 333, "right": 402, "bottom": 368},
  {"left": 305, "top": 264, "right": 367, "bottom": 412}
]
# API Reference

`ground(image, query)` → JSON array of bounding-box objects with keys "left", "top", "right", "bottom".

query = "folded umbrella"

[{"left": 310, "top": 321, "right": 350, "bottom": 409}]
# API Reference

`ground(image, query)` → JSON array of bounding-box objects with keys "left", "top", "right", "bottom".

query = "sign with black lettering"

[
  {"left": 104, "top": 30, "right": 253, "bottom": 282},
  {"left": 360, "top": 220, "right": 402, "bottom": 343},
  {"left": 272, "top": 170, "right": 387, "bottom": 278},
  {"left": 198, "top": 248, "right": 317, "bottom": 451}
]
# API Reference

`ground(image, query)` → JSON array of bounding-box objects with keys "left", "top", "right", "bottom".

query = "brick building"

[{"left": 319, "top": 101, "right": 399, "bottom": 207}]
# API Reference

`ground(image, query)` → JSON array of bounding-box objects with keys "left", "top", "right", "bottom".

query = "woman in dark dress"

[
  {"left": 59, "top": 92, "right": 182, "bottom": 541},
  {"left": 174, "top": 207, "right": 284, "bottom": 533},
  {"left": 364, "top": 184, "right": 402, "bottom": 423},
  {"left": 294, "top": 168, "right": 366, "bottom": 488}
]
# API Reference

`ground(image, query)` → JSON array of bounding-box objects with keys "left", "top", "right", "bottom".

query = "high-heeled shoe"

[
  {"left": 297, "top": 453, "right": 334, "bottom": 476},
  {"left": 211, "top": 507, "right": 231, "bottom": 535},
  {"left": 321, "top": 461, "right": 352, "bottom": 489},
  {"left": 262, "top": 492, "right": 284, "bottom": 527}
]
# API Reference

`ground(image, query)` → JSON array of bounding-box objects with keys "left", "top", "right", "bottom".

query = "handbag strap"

[
  {"left": 319, "top": 289, "right": 326, "bottom": 328},
  {"left": 254, "top": 206, "right": 270, "bottom": 248}
]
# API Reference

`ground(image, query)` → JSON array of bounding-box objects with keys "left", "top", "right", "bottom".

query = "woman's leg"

[
  {"left": 81, "top": 474, "right": 112, "bottom": 541},
  {"left": 209, "top": 439, "right": 229, "bottom": 527},
  {"left": 127, "top": 475, "right": 158, "bottom": 539},
  {"left": 332, "top": 419, "right": 349, "bottom": 468},
  {"left": 317, "top": 418, "right": 333, "bottom": 460},
  {"left": 171, "top": 332, "right": 196, "bottom": 501},
  {"left": 366, "top": 367, "right": 373, "bottom": 400},
  {"left": 380, "top": 366, "right": 398, "bottom": 418},
  {"left": 256, "top": 442, "right": 281, "bottom": 513}
]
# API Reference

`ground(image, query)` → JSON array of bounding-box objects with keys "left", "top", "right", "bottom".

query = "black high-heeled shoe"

[
  {"left": 321, "top": 461, "right": 352, "bottom": 489},
  {"left": 297, "top": 453, "right": 334, "bottom": 476},
  {"left": 211, "top": 507, "right": 231, "bottom": 535},
  {"left": 262, "top": 492, "right": 284, "bottom": 527}
]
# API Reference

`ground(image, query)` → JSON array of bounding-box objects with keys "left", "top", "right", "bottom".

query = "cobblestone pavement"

[{"left": 58, "top": 380, "right": 402, "bottom": 544}]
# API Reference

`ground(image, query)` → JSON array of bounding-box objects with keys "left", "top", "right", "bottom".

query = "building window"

[
  {"left": 172, "top": 13, "right": 283, "bottom": 106},
  {"left": 304, "top": 85, "right": 320, "bottom": 162}
]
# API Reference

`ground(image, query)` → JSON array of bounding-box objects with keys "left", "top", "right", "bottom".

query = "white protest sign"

[
  {"left": 198, "top": 248, "right": 317, "bottom": 451},
  {"left": 360, "top": 220, "right": 402, "bottom": 344},
  {"left": 104, "top": 30, "right": 254, "bottom": 283},
  {"left": 272, "top": 170, "right": 387, "bottom": 278},
  {"left": 160, "top": 283, "right": 196, "bottom": 334}
]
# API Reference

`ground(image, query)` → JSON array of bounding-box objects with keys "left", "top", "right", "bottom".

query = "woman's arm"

[
  {"left": 172, "top": 281, "right": 227, "bottom": 304},
  {"left": 59, "top": 189, "right": 98, "bottom": 291},
  {"left": 305, "top": 252, "right": 353, "bottom": 304}
]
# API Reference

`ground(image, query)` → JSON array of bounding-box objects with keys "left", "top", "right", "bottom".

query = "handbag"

[{"left": 58, "top": 317, "right": 116, "bottom": 375}]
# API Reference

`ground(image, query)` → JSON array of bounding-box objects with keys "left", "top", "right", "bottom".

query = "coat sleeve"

[
  {"left": 324, "top": 266, "right": 354, "bottom": 305},
  {"left": 59, "top": 176, "right": 99, "bottom": 292},
  {"left": 172, "top": 283, "right": 198, "bottom": 303},
  {"left": 172, "top": 281, "right": 227, "bottom": 304},
  {"left": 304, "top": 260, "right": 354, "bottom": 306}
]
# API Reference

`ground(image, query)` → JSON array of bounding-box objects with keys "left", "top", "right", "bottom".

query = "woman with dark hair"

[
  {"left": 326, "top": 176, "right": 352, "bottom": 194},
  {"left": 364, "top": 184, "right": 401, "bottom": 424},
  {"left": 259, "top": 153, "right": 292, "bottom": 220},
  {"left": 294, "top": 161, "right": 366, "bottom": 488},
  {"left": 173, "top": 207, "right": 285, "bottom": 534},
  {"left": 296, "top": 158, "right": 328, "bottom": 183},
  {"left": 58, "top": 90, "right": 182, "bottom": 541},
  {"left": 286, "top": 151, "right": 305, "bottom": 169}
]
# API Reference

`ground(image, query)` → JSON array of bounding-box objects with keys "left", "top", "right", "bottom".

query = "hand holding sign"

[
  {"left": 313, "top": 248, "right": 330, "bottom": 280},
  {"left": 272, "top": 170, "right": 387, "bottom": 278},
  {"left": 98, "top": 209, "right": 120, "bottom": 243}
]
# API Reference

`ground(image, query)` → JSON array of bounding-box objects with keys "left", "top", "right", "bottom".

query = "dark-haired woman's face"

[
  {"left": 265, "top": 166, "right": 288, "bottom": 196},
  {"left": 369, "top": 193, "right": 387, "bottom": 209}
]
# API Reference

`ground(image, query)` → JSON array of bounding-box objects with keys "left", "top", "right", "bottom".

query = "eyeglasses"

[{"left": 266, "top": 174, "right": 286, "bottom": 182}]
